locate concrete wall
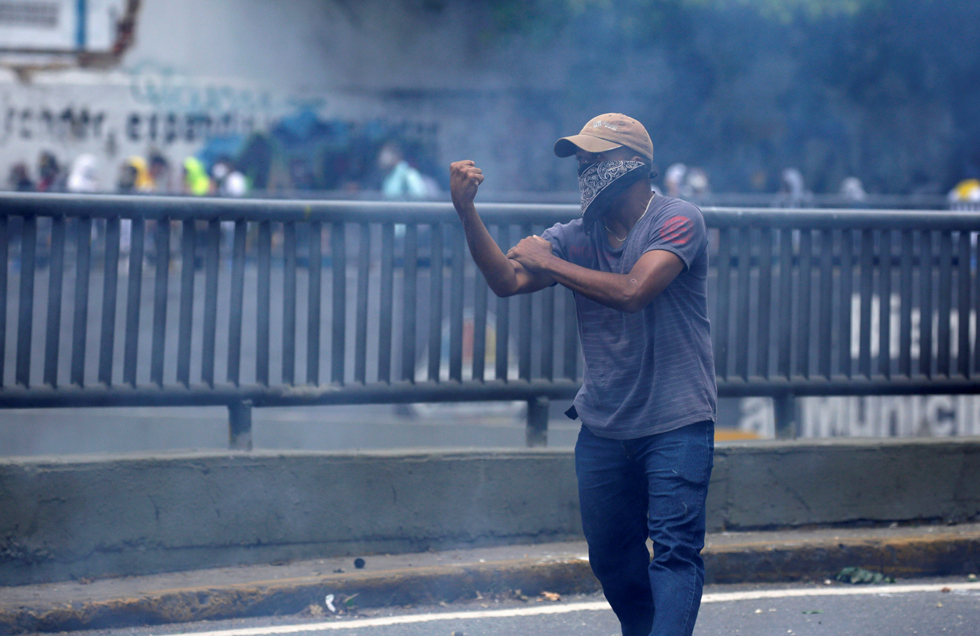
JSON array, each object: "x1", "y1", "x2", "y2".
[{"x1": 2, "y1": 438, "x2": 980, "y2": 586}]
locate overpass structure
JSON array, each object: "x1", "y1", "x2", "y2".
[{"x1": 2, "y1": 193, "x2": 980, "y2": 586}]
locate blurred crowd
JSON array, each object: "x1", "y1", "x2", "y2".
[
  {"x1": 655, "y1": 162, "x2": 980, "y2": 210},
  {"x1": 5, "y1": 145, "x2": 977, "y2": 211},
  {"x1": 5, "y1": 150, "x2": 251, "y2": 199},
  {"x1": 4, "y1": 128, "x2": 442, "y2": 203}
]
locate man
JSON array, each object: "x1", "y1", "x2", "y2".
[{"x1": 450, "y1": 113, "x2": 716, "y2": 636}]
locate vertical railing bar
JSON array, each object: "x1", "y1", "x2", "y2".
[
  {"x1": 428, "y1": 222, "x2": 444, "y2": 382},
  {"x1": 355, "y1": 222, "x2": 370, "y2": 384},
  {"x1": 401, "y1": 224, "x2": 417, "y2": 382},
  {"x1": 937, "y1": 231, "x2": 953, "y2": 376},
  {"x1": 473, "y1": 252, "x2": 489, "y2": 383},
  {"x1": 44, "y1": 215, "x2": 66, "y2": 387},
  {"x1": 797, "y1": 230, "x2": 812, "y2": 378},
  {"x1": 150, "y1": 217, "x2": 169, "y2": 387},
  {"x1": 449, "y1": 224, "x2": 465, "y2": 383},
  {"x1": 756, "y1": 226, "x2": 772, "y2": 378},
  {"x1": 563, "y1": 288, "x2": 578, "y2": 381},
  {"x1": 818, "y1": 229, "x2": 833, "y2": 379},
  {"x1": 714, "y1": 227, "x2": 732, "y2": 380},
  {"x1": 227, "y1": 220, "x2": 247, "y2": 386},
  {"x1": 974, "y1": 233, "x2": 980, "y2": 378},
  {"x1": 331, "y1": 221, "x2": 347, "y2": 384},
  {"x1": 15, "y1": 215, "x2": 37, "y2": 387},
  {"x1": 0, "y1": 215, "x2": 7, "y2": 386},
  {"x1": 201, "y1": 219, "x2": 220, "y2": 387},
  {"x1": 176, "y1": 218, "x2": 196, "y2": 387},
  {"x1": 919, "y1": 231, "x2": 933, "y2": 378},
  {"x1": 123, "y1": 217, "x2": 145, "y2": 387},
  {"x1": 307, "y1": 221, "x2": 323, "y2": 385},
  {"x1": 70, "y1": 218, "x2": 92, "y2": 386},
  {"x1": 98, "y1": 217, "x2": 121, "y2": 386},
  {"x1": 256, "y1": 221, "x2": 272, "y2": 386},
  {"x1": 377, "y1": 223, "x2": 393, "y2": 383},
  {"x1": 282, "y1": 221, "x2": 298, "y2": 385},
  {"x1": 858, "y1": 229, "x2": 873, "y2": 378},
  {"x1": 495, "y1": 224, "x2": 510, "y2": 381},
  {"x1": 899, "y1": 230, "x2": 913, "y2": 378},
  {"x1": 957, "y1": 231, "x2": 971, "y2": 378},
  {"x1": 839, "y1": 230, "x2": 854, "y2": 379},
  {"x1": 541, "y1": 280, "x2": 555, "y2": 382},
  {"x1": 518, "y1": 223, "x2": 533, "y2": 381},
  {"x1": 878, "y1": 230, "x2": 892, "y2": 378},
  {"x1": 734, "y1": 227, "x2": 751, "y2": 380}
]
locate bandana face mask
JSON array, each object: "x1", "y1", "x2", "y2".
[{"x1": 577, "y1": 160, "x2": 648, "y2": 232}]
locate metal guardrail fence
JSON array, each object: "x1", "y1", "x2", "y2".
[{"x1": 2, "y1": 192, "x2": 980, "y2": 446}]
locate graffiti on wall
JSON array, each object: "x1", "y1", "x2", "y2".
[
  {"x1": 1, "y1": 105, "x2": 263, "y2": 146},
  {"x1": 737, "y1": 394, "x2": 980, "y2": 439}
]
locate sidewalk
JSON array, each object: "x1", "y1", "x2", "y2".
[{"x1": 2, "y1": 523, "x2": 979, "y2": 634}]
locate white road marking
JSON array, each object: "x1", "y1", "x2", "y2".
[
  {"x1": 701, "y1": 581, "x2": 980, "y2": 603},
  {"x1": 163, "y1": 582, "x2": 980, "y2": 636},
  {"x1": 152, "y1": 603, "x2": 612, "y2": 635}
]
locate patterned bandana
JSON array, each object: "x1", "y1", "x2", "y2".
[{"x1": 578, "y1": 160, "x2": 648, "y2": 232}]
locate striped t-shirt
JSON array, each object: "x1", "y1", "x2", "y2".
[{"x1": 541, "y1": 194, "x2": 717, "y2": 439}]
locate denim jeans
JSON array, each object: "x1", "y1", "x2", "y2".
[{"x1": 575, "y1": 421, "x2": 714, "y2": 636}]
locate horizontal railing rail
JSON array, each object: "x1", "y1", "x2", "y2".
[{"x1": 3, "y1": 192, "x2": 980, "y2": 444}]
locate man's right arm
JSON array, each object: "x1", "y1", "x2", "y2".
[{"x1": 450, "y1": 160, "x2": 554, "y2": 297}]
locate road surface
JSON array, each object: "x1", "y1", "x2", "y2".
[{"x1": 49, "y1": 578, "x2": 980, "y2": 636}]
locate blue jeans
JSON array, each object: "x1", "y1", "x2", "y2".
[{"x1": 575, "y1": 421, "x2": 714, "y2": 636}]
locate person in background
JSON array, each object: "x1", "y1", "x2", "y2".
[
  {"x1": 148, "y1": 152, "x2": 173, "y2": 194},
  {"x1": 685, "y1": 167, "x2": 711, "y2": 199},
  {"x1": 664, "y1": 163, "x2": 687, "y2": 198},
  {"x1": 839, "y1": 177, "x2": 867, "y2": 203},
  {"x1": 378, "y1": 141, "x2": 429, "y2": 199},
  {"x1": 117, "y1": 156, "x2": 154, "y2": 194},
  {"x1": 212, "y1": 158, "x2": 248, "y2": 197},
  {"x1": 211, "y1": 157, "x2": 248, "y2": 247},
  {"x1": 183, "y1": 157, "x2": 212, "y2": 196},
  {"x1": 116, "y1": 156, "x2": 155, "y2": 258},
  {"x1": 66, "y1": 155, "x2": 102, "y2": 194},
  {"x1": 37, "y1": 151, "x2": 65, "y2": 192},
  {"x1": 775, "y1": 167, "x2": 813, "y2": 208},
  {"x1": 948, "y1": 178, "x2": 980, "y2": 210},
  {"x1": 8, "y1": 163, "x2": 34, "y2": 191}
]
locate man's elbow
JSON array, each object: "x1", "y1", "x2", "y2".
[
  {"x1": 490, "y1": 283, "x2": 519, "y2": 298},
  {"x1": 488, "y1": 279, "x2": 520, "y2": 298},
  {"x1": 618, "y1": 288, "x2": 652, "y2": 313},
  {"x1": 620, "y1": 299, "x2": 645, "y2": 314}
]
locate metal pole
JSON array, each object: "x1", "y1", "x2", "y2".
[
  {"x1": 526, "y1": 396, "x2": 549, "y2": 447},
  {"x1": 228, "y1": 401, "x2": 253, "y2": 451},
  {"x1": 773, "y1": 394, "x2": 797, "y2": 439}
]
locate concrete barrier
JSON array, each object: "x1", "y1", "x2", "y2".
[{"x1": 2, "y1": 438, "x2": 979, "y2": 586}]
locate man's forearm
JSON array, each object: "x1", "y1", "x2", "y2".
[
  {"x1": 532, "y1": 254, "x2": 643, "y2": 312},
  {"x1": 455, "y1": 202, "x2": 522, "y2": 296}
]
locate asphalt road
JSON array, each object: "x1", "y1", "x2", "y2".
[{"x1": 39, "y1": 578, "x2": 980, "y2": 636}]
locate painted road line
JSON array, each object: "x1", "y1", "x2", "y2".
[
  {"x1": 163, "y1": 582, "x2": 980, "y2": 636},
  {"x1": 702, "y1": 581, "x2": 980, "y2": 603},
  {"x1": 151, "y1": 603, "x2": 613, "y2": 635}
]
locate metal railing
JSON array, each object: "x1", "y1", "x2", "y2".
[{"x1": 2, "y1": 192, "x2": 979, "y2": 446}]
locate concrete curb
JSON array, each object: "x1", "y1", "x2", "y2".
[
  {"x1": 3, "y1": 529, "x2": 979, "y2": 634},
  {"x1": 704, "y1": 529, "x2": 980, "y2": 583}
]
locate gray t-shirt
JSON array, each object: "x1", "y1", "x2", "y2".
[{"x1": 541, "y1": 194, "x2": 717, "y2": 439}]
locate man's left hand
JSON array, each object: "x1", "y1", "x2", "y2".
[{"x1": 507, "y1": 235, "x2": 553, "y2": 271}]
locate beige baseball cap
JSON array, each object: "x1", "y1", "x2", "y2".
[{"x1": 554, "y1": 113, "x2": 654, "y2": 163}]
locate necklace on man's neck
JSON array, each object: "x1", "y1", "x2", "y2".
[
  {"x1": 603, "y1": 203, "x2": 650, "y2": 243},
  {"x1": 603, "y1": 222, "x2": 627, "y2": 242}
]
